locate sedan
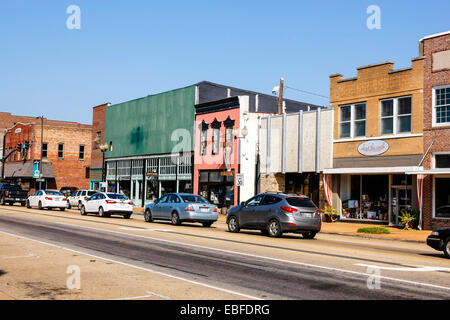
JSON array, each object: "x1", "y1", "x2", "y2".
[
  {"x1": 426, "y1": 228, "x2": 450, "y2": 259},
  {"x1": 27, "y1": 190, "x2": 67, "y2": 211},
  {"x1": 227, "y1": 192, "x2": 321, "y2": 238},
  {"x1": 80, "y1": 192, "x2": 134, "y2": 219},
  {"x1": 144, "y1": 193, "x2": 218, "y2": 227}
]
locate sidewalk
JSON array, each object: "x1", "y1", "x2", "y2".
[{"x1": 216, "y1": 214, "x2": 431, "y2": 243}]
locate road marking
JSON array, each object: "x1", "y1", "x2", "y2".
[
  {"x1": 37, "y1": 220, "x2": 450, "y2": 292},
  {"x1": 112, "y1": 291, "x2": 170, "y2": 300},
  {"x1": 0, "y1": 230, "x2": 263, "y2": 300},
  {"x1": 118, "y1": 227, "x2": 172, "y2": 232},
  {"x1": 355, "y1": 263, "x2": 450, "y2": 272},
  {"x1": 1, "y1": 253, "x2": 40, "y2": 259}
]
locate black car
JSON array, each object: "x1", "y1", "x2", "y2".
[{"x1": 426, "y1": 228, "x2": 450, "y2": 258}]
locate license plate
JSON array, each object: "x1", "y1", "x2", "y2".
[
  {"x1": 56, "y1": 197, "x2": 61, "y2": 201},
  {"x1": 200, "y1": 207, "x2": 209, "y2": 213},
  {"x1": 304, "y1": 213, "x2": 313, "y2": 218}
]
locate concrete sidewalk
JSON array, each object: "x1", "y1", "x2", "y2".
[{"x1": 216, "y1": 214, "x2": 431, "y2": 243}]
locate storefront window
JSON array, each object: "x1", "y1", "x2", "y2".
[
  {"x1": 146, "y1": 178, "x2": 159, "y2": 202},
  {"x1": 160, "y1": 180, "x2": 176, "y2": 196},
  {"x1": 435, "y1": 178, "x2": 450, "y2": 218}
]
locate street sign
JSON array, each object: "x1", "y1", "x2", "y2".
[
  {"x1": 36, "y1": 178, "x2": 45, "y2": 182},
  {"x1": 236, "y1": 174, "x2": 244, "y2": 187},
  {"x1": 33, "y1": 170, "x2": 40, "y2": 179}
]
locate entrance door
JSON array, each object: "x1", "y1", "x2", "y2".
[{"x1": 391, "y1": 186, "x2": 412, "y2": 225}]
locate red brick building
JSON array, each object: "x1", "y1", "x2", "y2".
[
  {"x1": 419, "y1": 31, "x2": 450, "y2": 230},
  {"x1": 2, "y1": 117, "x2": 92, "y2": 194}
]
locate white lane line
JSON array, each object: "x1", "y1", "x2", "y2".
[
  {"x1": 1, "y1": 253, "x2": 40, "y2": 259},
  {"x1": 118, "y1": 227, "x2": 172, "y2": 232},
  {"x1": 0, "y1": 230, "x2": 262, "y2": 300},
  {"x1": 45, "y1": 220, "x2": 450, "y2": 292},
  {"x1": 355, "y1": 263, "x2": 450, "y2": 272},
  {"x1": 112, "y1": 291, "x2": 170, "y2": 300}
]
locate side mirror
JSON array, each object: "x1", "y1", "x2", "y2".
[
  {"x1": 240, "y1": 202, "x2": 246, "y2": 207},
  {"x1": 154, "y1": 199, "x2": 159, "y2": 204}
]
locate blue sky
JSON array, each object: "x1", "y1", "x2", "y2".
[{"x1": 0, "y1": 0, "x2": 449, "y2": 124}]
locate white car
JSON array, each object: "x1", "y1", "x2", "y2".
[
  {"x1": 27, "y1": 190, "x2": 67, "y2": 211},
  {"x1": 80, "y1": 192, "x2": 134, "y2": 219},
  {"x1": 67, "y1": 190, "x2": 97, "y2": 209}
]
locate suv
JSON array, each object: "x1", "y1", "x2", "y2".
[
  {"x1": 0, "y1": 184, "x2": 29, "y2": 206},
  {"x1": 67, "y1": 190, "x2": 97, "y2": 209},
  {"x1": 226, "y1": 193, "x2": 321, "y2": 239}
]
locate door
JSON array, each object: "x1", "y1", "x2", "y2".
[
  {"x1": 240, "y1": 195, "x2": 263, "y2": 227},
  {"x1": 255, "y1": 195, "x2": 282, "y2": 227},
  {"x1": 153, "y1": 195, "x2": 169, "y2": 218},
  {"x1": 391, "y1": 186, "x2": 412, "y2": 225},
  {"x1": 85, "y1": 193, "x2": 98, "y2": 212},
  {"x1": 160, "y1": 194, "x2": 177, "y2": 218}
]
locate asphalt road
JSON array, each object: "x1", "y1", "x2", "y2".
[{"x1": 0, "y1": 205, "x2": 449, "y2": 300}]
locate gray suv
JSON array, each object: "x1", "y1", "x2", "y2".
[{"x1": 226, "y1": 193, "x2": 321, "y2": 239}]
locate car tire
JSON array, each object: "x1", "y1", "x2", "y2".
[
  {"x1": 267, "y1": 219, "x2": 282, "y2": 238},
  {"x1": 227, "y1": 216, "x2": 240, "y2": 233},
  {"x1": 144, "y1": 209, "x2": 153, "y2": 222},
  {"x1": 124, "y1": 213, "x2": 131, "y2": 219},
  {"x1": 38, "y1": 201, "x2": 44, "y2": 210},
  {"x1": 171, "y1": 212, "x2": 181, "y2": 226},
  {"x1": 80, "y1": 205, "x2": 87, "y2": 216},
  {"x1": 78, "y1": 201, "x2": 82, "y2": 210},
  {"x1": 0, "y1": 196, "x2": 5, "y2": 205},
  {"x1": 67, "y1": 201, "x2": 71, "y2": 210},
  {"x1": 444, "y1": 237, "x2": 450, "y2": 259},
  {"x1": 302, "y1": 232, "x2": 317, "y2": 239},
  {"x1": 26, "y1": 200, "x2": 31, "y2": 209},
  {"x1": 8, "y1": 202, "x2": 13, "y2": 206},
  {"x1": 202, "y1": 222, "x2": 213, "y2": 228},
  {"x1": 21, "y1": 202, "x2": 26, "y2": 207},
  {"x1": 98, "y1": 207, "x2": 106, "y2": 218},
  {"x1": 59, "y1": 208, "x2": 65, "y2": 212}
]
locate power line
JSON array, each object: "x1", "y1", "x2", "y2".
[{"x1": 284, "y1": 85, "x2": 329, "y2": 99}]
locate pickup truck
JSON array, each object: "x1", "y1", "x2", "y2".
[{"x1": 0, "y1": 184, "x2": 29, "y2": 206}]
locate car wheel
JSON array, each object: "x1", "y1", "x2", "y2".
[
  {"x1": 26, "y1": 200, "x2": 31, "y2": 209},
  {"x1": 124, "y1": 213, "x2": 131, "y2": 219},
  {"x1": 171, "y1": 212, "x2": 181, "y2": 225},
  {"x1": 144, "y1": 209, "x2": 153, "y2": 222},
  {"x1": 59, "y1": 208, "x2": 66, "y2": 212},
  {"x1": 21, "y1": 202, "x2": 26, "y2": 207},
  {"x1": 444, "y1": 237, "x2": 450, "y2": 259},
  {"x1": 8, "y1": 202, "x2": 13, "y2": 206},
  {"x1": 0, "y1": 196, "x2": 5, "y2": 205},
  {"x1": 227, "y1": 216, "x2": 240, "y2": 233},
  {"x1": 38, "y1": 201, "x2": 44, "y2": 210},
  {"x1": 66, "y1": 201, "x2": 71, "y2": 209},
  {"x1": 80, "y1": 205, "x2": 87, "y2": 216},
  {"x1": 267, "y1": 219, "x2": 282, "y2": 238},
  {"x1": 302, "y1": 232, "x2": 317, "y2": 239},
  {"x1": 202, "y1": 222, "x2": 213, "y2": 228},
  {"x1": 78, "y1": 201, "x2": 82, "y2": 210},
  {"x1": 98, "y1": 207, "x2": 106, "y2": 218}
]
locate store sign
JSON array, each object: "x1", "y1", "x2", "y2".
[{"x1": 358, "y1": 140, "x2": 389, "y2": 156}]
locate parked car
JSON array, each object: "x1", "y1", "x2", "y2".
[
  {"x1": 226, "y1": 193, "x2": 321, "y2": 238},
  {"x1": 144, "y1": 193, "x2": 219, "y2": 227},
  {"x1": 67, "y1": 190, "x2": 97, "y2": 209},
  {"x1": 79, "y1": 192, "x2": 133, "y2": 219},
  {"x1": 26, "y1": 190, "x2": 67, "y2": 211},
  {"x1": 0, "y1": 183, "x2": 29, "y2": 206},
  {"x1": 60, "y1": 187, "x2": 79, "y2": 197},
  {"x1": 426, "y1": 228, "x2": 450, "y2": 259}
]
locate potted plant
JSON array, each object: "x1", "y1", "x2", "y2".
[
  {"x1": 323, "y1": 206, "x2": 339, "y2": 223},
  {"x1": 399, "y1": 208, "x2": 418, "y2": 230}
]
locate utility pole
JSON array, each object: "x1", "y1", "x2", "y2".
[
  {"x1": 37, "y1": 116, "x2": 44, "y2": 190},
  {"x1": 277, "y1": 77, "x2": 284, "y2": 114},
  {"x1": 1, "y1": 132, "x2": 6, "y2": 183}
]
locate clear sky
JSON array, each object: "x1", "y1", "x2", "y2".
[{"x1": 0, "y1": 0, "x2": 449, "y2": 125}]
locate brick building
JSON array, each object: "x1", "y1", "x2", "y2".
[
  {"x1": 2, "y1": 117, "x2": 92, "y2": 193},
  {"x1": 90, "y1": 103, "x2": 110, "y2": 190},
  {"x1": 325, "y1": 57, "x2": 425, "y2": 225},
  {"x1": 416, "y1": 31, "x2": 450, "y2": 230}
]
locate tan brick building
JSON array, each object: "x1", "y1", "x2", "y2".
[
  {"x1": 2, "y1": 116, "x2": 92, "y2": 194},
  {"x1": 325, "y1": 57, "x2": 425, "y2": 226},
  {"x1": 416, "y1": 31, "x2": 450, "y2": 230}
]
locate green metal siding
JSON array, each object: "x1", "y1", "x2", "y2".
[{"x1": 104, "y1": 85, "x2": 196, "y2": 159}]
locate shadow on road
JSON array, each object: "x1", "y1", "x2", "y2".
[{"x1": 0, "y1": 270, "x2": 7, "y2": 277}]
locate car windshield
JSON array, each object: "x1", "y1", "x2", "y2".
[
  {"x1": 286, "y1": 197, "x2": 316, "y2": 208},
  {"x1": 46, "y1": 191, "x2": 63, "y2": 196},
  {"x1": 107, "y1": 193, "x2": 128, "y2": 200},
  {"x1": 180, "y1": 195, "x2": 208, "y2": 203},
  {"x1": 87, "y1": 191, "x2": 97, "y2": 196},
  {"x1": 1, "y1": 184, "x2": 21, "y2": 190}
]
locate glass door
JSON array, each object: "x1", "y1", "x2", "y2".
[{"x1": 391, "y1": 186, "x2": 412, "y2": 225}]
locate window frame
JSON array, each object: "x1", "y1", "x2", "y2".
[
  {"x1": 57, "y1": 143, "x2": 64, "y2": 159},
  {"x1": 432, "y1": 175, "x2": 450, "y2": 220},
  {"x1": 339, "y1": 102, "x2": 367, "y2": 139},
  {"x1": 432, "y1": 85, "x2": 450, "y2": 127},
  {"x1": 380, "y1": 96, "x2": 412, "y2": 136},
  {"x1": 79, "y1": 145, "x2": 85, "y2": 160}
]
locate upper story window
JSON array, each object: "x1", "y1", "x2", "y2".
[
  {"x1": 79, "y1": 145, "x2": 85, "y2": 160},
  {"x1": 211, "y1": 119, "x2": 222, "y2": 155},
  {"x1": 380, "y1": 96, "x2": 412, "y2": 135},
  {"x1": 58, "y1": 143, "x2": 64, "y2": 159},
  {"x1": 339, "y1": 103, "x2": 366, "y2": 138},
  {"x1": 200, "y1": 121, "x2": 208, "y2": 156},
  {"x1": 434, "y1": 86, "x2": 450, "y2": 125},
  {"x1": 435, "y1": 153, "x2": 450, "y2": 169},
  {"x1": 42, "y1": 143, "x2": 48, "y2": 158}
]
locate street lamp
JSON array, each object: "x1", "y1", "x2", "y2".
[
  {"x1": 233, "y1": 126, "x2": 248, "y2": 206},
  {"x1": 99, "y1": 143, "x2": 109, "y2": 191}
]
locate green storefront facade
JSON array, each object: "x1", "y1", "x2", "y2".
[{"x1": 103, "y1": 85, "x2": 196, "y2": 206}]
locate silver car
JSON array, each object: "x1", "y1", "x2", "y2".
[
  {"x1": 226, "y1": 193, "x2": 321, "y2": 239},
  {"x1": 144, "y1": 193, "x2": 219, "y2": 227}
]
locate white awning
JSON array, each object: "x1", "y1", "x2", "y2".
[
  {"x1": 323, "y1": 166, "x2": 422, "y2": 174},
  {"x1": 405, "y1": 169, "x2": 450, "y2": 175}
]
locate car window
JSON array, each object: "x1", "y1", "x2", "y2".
[
  {"x1": 46, "y1": 191, "x2": 62, "y2": 196},
  {"x1": 261, "y1": 195, "x2": 282, "y2": 205},
  {"x1": 180, "y1": 195, "x2": 208, "y2": 203},
  {"x1": 90, "y1": 194, "x2": 98, "y2": 200},
  {"x1": 159, "y1": 195, "x2": 169, "y2": 203},
  {"x1": 82, "y1": 191, "x2": 87, "y2": 196},
  {"x1": 286, "y1": 197, "x2": 316, "y2": 208},
  {"x1": 88, "y1": 191, "x2": 97, "y2": 196},
  {"x1": 246, "y1": 195, "x2": 263, "y2": 207},
  {"x1": 107, "y1": 193, "x2": 127, "y2": 200},
  {"x1": 171, "y1": 195, "x2": 181, "y2": 203}
]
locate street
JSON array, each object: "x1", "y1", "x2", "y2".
[{"x1": 0, "y1": 205, "x2": 449, "y2": 300}]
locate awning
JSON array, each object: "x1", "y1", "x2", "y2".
[
  {"x1": 405, "y1": 169, "x2": 450, "y2": 175},
  {"x1": 323, "y1": 166, "x2": 422, "y2": 174},
  {"x1": 1, "y1": 162, "x2": 55, "y2": 178}
]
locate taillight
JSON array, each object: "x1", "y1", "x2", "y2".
[
  {"x1": 45, "y1": 197, "x2": 53, "y2": 201},
  {"x1": 5, "y1": 191, "x2": 8, "y2": 196},
  {"x1": 84, "y1": 196, "x2": 88, "y2": 200},
  {"x1": 128, "y1": 201, "x2": 134, "y2": 205},
  {"x1": 213, "y1": 207, "x2": 218, "y2": 213},
  {"x1": 106, "y1": 200, "x2": 116, "y2": 204},
  {"x1": 280, "y1": 206, "x2": 298, "y2": 213},
  {"x1": 63, "y1": 198, "x2": 67, "y2": 201},
  {"x1": 184, "y1": 205, "x2": 195, "y2": 211},
  {"x1": 316, "y1": 210, "x2": 321, "y2": 215}
]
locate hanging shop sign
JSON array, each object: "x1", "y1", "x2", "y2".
[{"x1": 358, "y1": 140, "x2": 389, "y2": 156}]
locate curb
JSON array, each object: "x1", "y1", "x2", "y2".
[{"x1": 319, "y1": 230, "x2": 427, "y2": 244}]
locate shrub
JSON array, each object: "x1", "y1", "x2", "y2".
[{"x1": 357, "y1": 227, "x2": 391, "y2": 234}]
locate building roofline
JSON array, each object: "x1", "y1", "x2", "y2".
[{"x1": 419, "y1": 30, "x2": 450, "y2": 42}]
